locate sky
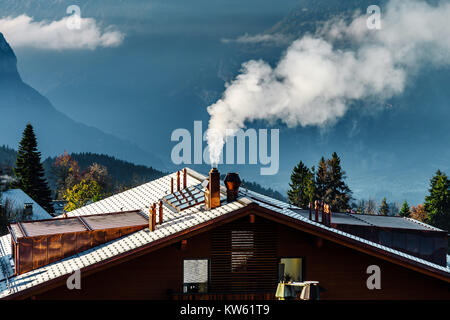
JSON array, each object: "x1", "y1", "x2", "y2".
[{"x1": 1, "y1": 0, "x2": 450, "y2": 205}]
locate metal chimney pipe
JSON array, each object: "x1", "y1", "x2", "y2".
[
  {"x1": 159, "y1": 200, "x2": 163, "y2": 225},
  {"x1": 224, "y1": 172, "x2": 241, "y2": 202},
  {"x1": 171, "y1": 177, "x2": 174, "y2": 194},
  {"x1": 309, "y1": 202, "x2": 312, "y2": 220},
  {"x1": 328, "y1": 206, "x2": 331, "y2": 227},
  {"x1": 314, "y1": 200, "x2": 319, "y2": 222},
  {"x1": 177, "y1": 171, "x2": 181, "y2": 191},
  {"x1": 183, "y1": 168, "x2": 187, "y2": 189},
  {"x1": 150, "y1": 203, "x2": 156, "y2": 231},
  {"x1": 321, "y1": 202, "x2": 325, "y2": 225},
  {"x1": 205, "y1": 168, "x2": 220, "y2": 210}
]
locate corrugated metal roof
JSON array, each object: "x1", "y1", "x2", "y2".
[
  {"x1": 10, "y1": 211, "x2": 148, "y2": 238},
  {"x1": 0, "y1": 168, "x2": 449, "y2": 299}
]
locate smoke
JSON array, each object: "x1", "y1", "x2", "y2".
[
  {"x1": 0, "y1": 14, "x2": 124, "y2": 50},
  {"x1": 206, "y1": 0, "x2": 450, "y2": 166}
]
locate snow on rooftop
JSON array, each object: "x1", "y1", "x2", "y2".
[
  {"x1": 0, "y1": 169, "x2": 449, "y2": 299},
  {"x1": 1, "y1": 189, "x2": 51, "y2": 221}
]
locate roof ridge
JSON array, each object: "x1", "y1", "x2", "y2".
[
  {"x1": 279, "y1": 207, "x2": 449, "y2": 273},
  {"x1": 403, "y1": 217, "x2": 443, "y2": 232}
]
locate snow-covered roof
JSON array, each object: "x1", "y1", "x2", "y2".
[
  {"x1": 0, "y1": 168, "x2": 449, "y2": 299},
  {"x1": 1, "y1": 189, "x2": 52, "y2": 221}
]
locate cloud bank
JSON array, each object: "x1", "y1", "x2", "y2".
[
  {"x1": 222, "y1": 33, "x2": 291, "y2": 46},
  {"x1": 206, "y1": 0, "x2": 450, "y2": 166},
  {"x1": 0, "y1": 14, "x2": 124, "y2": 50}
]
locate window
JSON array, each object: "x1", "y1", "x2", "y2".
[
  {"x1": 183, "y1": 259, "x2": 208, "y2": 293},
  {"x1": 278, "y1": 258, "x2": 303, "y2": 282}
]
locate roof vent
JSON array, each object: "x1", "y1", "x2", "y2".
[{"x1": 224, "y1": 172, "x2": 241, "y2": 202}]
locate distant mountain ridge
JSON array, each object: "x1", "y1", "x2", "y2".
[
  {"x1": 0, "y1": 32, "x2": 163, "y2": 168},
  {"x1": 42, "y1": 152, "x2": 166, "y2": 191},
  {"x1": 1, "y1": 147, "x2": 284, "y2": 201}
]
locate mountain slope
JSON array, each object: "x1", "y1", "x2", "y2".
[
  {"x1": 0, "y1": 33, "x2": 163, "y2": 168},
  {"x1": 42, "y1": 152, "x2": 166, "y2": 190}
]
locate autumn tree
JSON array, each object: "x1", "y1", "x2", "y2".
[
  {"x1": 378, "y1": 197, "x2": 390, "y2": 215},
  {"x1": 14, "y1": 124, "x2": 53, "y2": 213},
  {"x1": 365, "y1": 198, "x2": 377, "y2": 215},
  {"x1": 287, "y1": 161, "x2": 315, "y2": 208},
  {"x1": 354, "y1": 199, "x2": 366, "y2": 214},
  {"x1": 63, "y1": 179, "x2": 102, "y2": 212},
  {"x1": 410, "y1": 204, "x2": 428, "y2": 223},
  {"x1": 52, "y1": 151, "x2": 81, "y2": 199},
  {"x1": 424, "y1": 170, "x2": 450, "y2": 231},
  {"x1": 399, "y1": 200, "x2": 411, "y2": 217},
  {"x1": 82, "y1": 163, "x2": 112, "y2": 194}
]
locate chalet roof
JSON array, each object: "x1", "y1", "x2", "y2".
[
  {"x1": 290, "y1": 208, "x2": 442, "y2": 231},
  {"x1": 1, "y1": 189, "x2": 52, "y2": 221},
  {"x1": 0, "y1": 168, "x2": 449, "y2": 299},
  {"x1": 9, "y1": 210, "x2": 147, "y2": 239}
]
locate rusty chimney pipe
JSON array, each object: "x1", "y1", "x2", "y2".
[
  {"x1": 205, "y1": 168, "x2": 220, "y2": 210},
  {"x1": 183, "y1": 168, "x2": 187, "y2": 189},
  {"x1": 224, "y1": 172, "x2": 241, "y2": 202},
  {"x1": 309, "y1": 202, "x2": 312, "y2": 220},
  {"x1": 177, "y1": 171, "x2": 181, "y2": 191},
  {"x1": 314, "y1": 200, "x2": 319, "y2": 222},
  {"x1": 321, "y1": 202, "x2": 328, "y2": 225},
  {"x1": 150, "y1": 203, "x2": 156, "y2": 231},
  {"x1": 159, "y1": 200, "x2": 163, "y2": 225},
  {"x1": 325, "y1": 204, "x2": 331, "y2": 227},
  {"x1": 171, "y1": 177, "x2": 174, "y2": 194}
]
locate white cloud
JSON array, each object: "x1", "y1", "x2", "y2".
[
  {"x1": 207, "y1": 0, "x2": 450, "y2": 165},
  {"x1": 0, "y1": 14, "x2": 124, "y2": 50},
  {"x1": 222, "y1": 33, "x2": 290, "y2": 46}
]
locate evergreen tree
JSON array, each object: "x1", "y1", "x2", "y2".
[
  {"x1": 326, "y1": 152, "x2": 352, "y2": 211},
  {"x1": 315, "y1": 157, "x2": 328, "y2": 202},
  {"x1": 399, "y1": 200, "x2": 410, "y2": 217},
  {"x1": 14, "y1": 124, "x2": 54, "y2": 213},
  {"x1": 378, "y1": 197, "x2": 390, "y2": 215},
  {"x1": 287, "y1": 161, "x2": 314, "y2": 208},
  {"x1": 424, "y1": 170, "x2": 450, "y2": 231},
  {"x1": 314, "y1": 153, "x2": 352, "y2": 211}
]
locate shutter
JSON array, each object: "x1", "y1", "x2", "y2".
[{"x1": 210, "y1": 216, "x2": 277, "y2": 293}]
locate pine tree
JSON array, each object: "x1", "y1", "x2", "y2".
[
  {"x1": 399, "y1": 200, "x2": 410, "y2": 217},
  {"x1": 378, "y1": 197, "x2": 390, "y2": 215},
  {"x1": 14, "y1": 124, "x2": 54, "y2": 213},
  {"x1": 315, "y1": 157, "x2": 328, "y2": 202},
  {"x1": 424, "y1": 170, "x2": 450, "y2": 231},
  {"x1": 326, "y1": 152, "x2": 352, "y2": 211},
  {"x1": 287, "y1": 161, "x2": 314, "y2": 208}
]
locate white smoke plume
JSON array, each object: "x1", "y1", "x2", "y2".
[
  {"x1": 206, "y1": 0, "x2": 450, "y2": 166},
  {"x1": 0, "y1": 14, "x2": 124, "y2": 50}
]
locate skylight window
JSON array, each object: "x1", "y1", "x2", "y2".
[{"x1": 162, "y1": 184, "x2": 205, "y2": 212}]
